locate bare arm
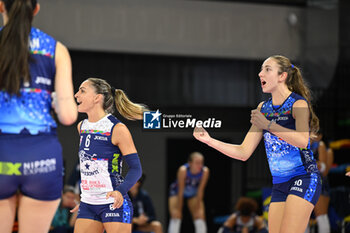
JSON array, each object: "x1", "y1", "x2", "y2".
[
  {"x1": 194, "y1": 103, "x2": 264, "y2": 161},
  {"x1": 251, "y1": 100, "x2": 310, "y2": 148},
  {"x1": 176, "y1": 166, "x2": 187, "y2": 213},
  {"x1": 107, "y1": 123, "x2": 140, "y2": 209},
  {"x1": 254, "y1": 216, "x2": 266, "y2": 230},
  {"x1": 317, "y1": 141, "x2": 328, "y2": 176},
  {"x1": 196, "y1": 167, "x2": 209, "y2": 201},
  {"x1": 54, "y1": 42, "x2": 77, "y2": 125},
  {"x1": 112, "y1": 123, "x2": 138, "y2": 155},
  {"x1": 223, "y1": 213, "x2": 237, "y2": 229},
  {"x1": 270, "y1": 100, "x2": 310, "y2": 148}
]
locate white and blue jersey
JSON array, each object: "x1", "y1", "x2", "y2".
[
  {"x1": 0, "y1": 27, "x2": 57, "y2": 135},
  {"x1": 79, "y1": 114, "x2": 129, "y2": 205},
  {"x1": 169, "y1": 163, "x2": 204, "y2": 198},
  {"x1": 260, "y1": 92, "x2": 318, "y2": 184}
]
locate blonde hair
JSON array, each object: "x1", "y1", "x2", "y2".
[
  {"x1": 188, "y1": 151, "x2": 204, "y2": 162},
  {"x1": 270, "y1": 55, "x2": 319, "y2": 136},
  {"x1": 87, "y1": 78, "x2": 148, "y2": 120}
]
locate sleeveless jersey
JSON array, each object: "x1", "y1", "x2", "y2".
[
  {"x1": 170, "y1": 163, "x2": 204, "y2": 198},
  {"x1": 0, "y1": 27, "x2": 57, "y2": 135},
  {"x1": 79, "y1": 114, "x2": 125, "y2": 205},
  {"x1": 260, "y1": 92, "x2": 318, "y2": 184}
]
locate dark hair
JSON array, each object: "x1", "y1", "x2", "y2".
[
  {"x1": 87, "y1": 78, "x2": 148, "y2": 120},
  {"x1": 235, "y1": 197, "x2": 258, "y2": 216},
  {"x1": 270, "y1": 55, "x2": 319, "y2": 136},
  {"x1": 0, "y1": 0, "x2": 37, "y2": 94}
]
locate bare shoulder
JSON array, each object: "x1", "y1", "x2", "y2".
[
  {"x1": 111, "y1": 123, "x2": 132, "y2": 144},
  {"x1": 179, "y1": 165, "x2": 187, "y2": 173},
  {"x1": 56, "y1": 41, "x2": 68, "y2": 53},
  {"x1": 293, "y1": 99, "x2": 308, "y2": 108},
  {"x1": 113, "y1": 122, "x2": 129, "y2": 133}
]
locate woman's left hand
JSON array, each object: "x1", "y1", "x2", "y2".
[
  {"x1": 250, "y1": 109, "x2": 269, "y2": 130},
  {"x1": 106, "y1": 191, "x2": 124, "y2": 209}
]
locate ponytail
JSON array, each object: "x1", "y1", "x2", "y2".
[
  {"x1": 0, "y1": 0, "x2": 36, "y2": 94},
  {"x1": 114, "y1": 89, "x2": 148, "y2": 121},
  {"x1": 87, "y1": 77, "x2": 148, "y2": 121},
  {"x1": 271, "y1": 55, "x2": 319, "y2": 136}
]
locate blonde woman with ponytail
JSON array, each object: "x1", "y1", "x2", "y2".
[
  {"x1": 73, "y1": 78, "x2": 146, "y2": 233},
  {"x1": 194, "y1": 55, "x2": 321, "y2": 233},
  {"x1": 0, "y1": 1, "x2": 77, "y2": 233}
]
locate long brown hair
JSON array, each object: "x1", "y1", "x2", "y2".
[
  {"x1": 270, "y1": 55, "x2": 319, "y2": 135},
  {"x1": 0, "y1": 0, "x2": 37, "y2": 94},
  {"x1": 87, "y1": 78, "x2": 148, "y2": 120}
]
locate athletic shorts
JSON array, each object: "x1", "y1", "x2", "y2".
[
  {"x1": 0, "y1": 134, "x2": 63, "y2": 200},
  {"x1": 77, "y1": 197, "x2": 133, "y2": 223},
  {"x1": 271, "y1": 173, "x2": 321, "y2": 205},
  {"x1": 169, "y1": 182, "x2": 197, "y2": 199}
]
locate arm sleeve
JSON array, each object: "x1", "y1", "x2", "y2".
[{"x1": 115, "y1": 153, "x2": 142, "y2": 196}]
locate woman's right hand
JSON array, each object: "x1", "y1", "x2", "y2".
[{"x1": 193, "y1": 126, "x2": 211, "y2": 144}]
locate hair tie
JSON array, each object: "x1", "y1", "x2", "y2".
[
  {"x1": 111, "y1": 86, "x2": 116, "y2": 97},
  {"x1": 291, "y1": 64, "x2": 295, "y2": 69}
]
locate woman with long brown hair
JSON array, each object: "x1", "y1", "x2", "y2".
[
  {"x1": 194, "y1": 55, "x2": 321, "y2": 233},
  {"x1": 0, "y1": 1, "x2": 77, "y2": 232}
]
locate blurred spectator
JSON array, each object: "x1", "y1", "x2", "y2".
[
  {"x1": 129, "y1": 174, "x2": 163, "y2": 233},
  {"x1": 217, "y1": 197, "x2": 267, "y2": 233},
  {"x1": 49, "y1": 186, "x2": 78, "y2": 233}
]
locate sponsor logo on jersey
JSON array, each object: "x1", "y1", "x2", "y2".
[
  {"x1": 23, "y1": 158, "x2": 56, "y2": 175},
  {"x1": 0, "y1": 162, "x2": 22, "y2": 175},
  {"x1": 35, "y1": 76, "x2": 52, "y2": 86},
  {"x1": 94, "y1": 135, "x2": 108, "y2": 141},
  {"x1": 290, "y1": 186, "x2": 303, "y2": 192}
]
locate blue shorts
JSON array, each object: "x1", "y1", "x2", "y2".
[
  {"x1": 271, "y1": 173, "x2": 321, "y2": 206},
  {"x1": 0, "y1": 134, "x2": 63, "y2": 200},
  {"x1": 169, "y1": 182, "x2": 197, "y2": 199},
  {"x1": 77, "y1": 197, "x2": 133, "y2": 223}
]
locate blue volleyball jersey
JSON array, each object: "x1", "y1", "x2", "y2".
[
  {"x1": 79, "y1": 114, "x2": 126, "y2": 205},
  {"x1": 0, "y1": 27, "x2": 57, "y2": 135},
  {"x1": 260, "y1": 92, "x2": 318, "y2": 184},
  {"x1": 170, "y1": 163, "x2": 204, "y2": 198}
]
